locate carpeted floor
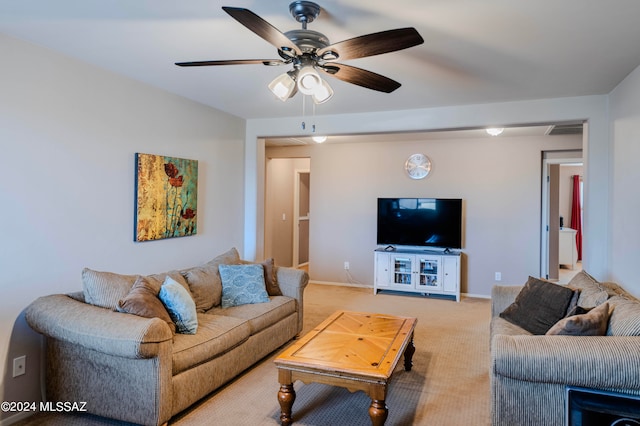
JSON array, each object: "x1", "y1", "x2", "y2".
[{"x1": 14, "y1": 284, "x2": 491, "y2": 426}]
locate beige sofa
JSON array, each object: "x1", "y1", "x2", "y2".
[
  {"x1": 25, "y1": 248, "x2": 309, "y2": 426},
  {"x1": 490, "y1": 271, "x2": 640, "y2": 426}
]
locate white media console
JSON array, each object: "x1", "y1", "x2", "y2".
[{"x1": 374, "y1": 248, "x2": 461, "y2": 301}]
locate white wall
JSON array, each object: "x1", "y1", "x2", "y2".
[
  {"x1": 267, "y1": 134, "x2": 582, "y2": 295},
  {"x1": 609, "y1": 64, "x2": 640, "y2": 292},
  {"x1": 264, "y1": 157, "x2": 311, "y2": 266},
  {"x1": 246, "y1": 96, "x2": 611, "y2": 288},
  {"x1": 0, "y1": 34, "x2": 246, "y2": 420}
]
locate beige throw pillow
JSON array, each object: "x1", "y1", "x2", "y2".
[
  {"x1": 261, "y1": 258, "x2": 282, "y2": 296},
  {"x1": 546, "y1": 302, "x2": 610, "y2": 336},
  {"x1": 118, "y1": 276, "x2": 176, "y2": 334}
]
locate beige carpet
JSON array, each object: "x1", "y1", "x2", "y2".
[{"x1": 15, "y1": 284, "x2": 491, "y2": 426}]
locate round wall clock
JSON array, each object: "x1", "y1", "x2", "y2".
[{"x1": 404, "y1": 153, "x2": 431, "y2": 179}]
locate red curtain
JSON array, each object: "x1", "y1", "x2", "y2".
[{"x1": 570, "y1": 175, "x2": 582, "y2": 261}]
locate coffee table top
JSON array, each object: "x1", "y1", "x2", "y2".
[{"x1": 275, "y1": 310, "x2": 417, "y2": 380}]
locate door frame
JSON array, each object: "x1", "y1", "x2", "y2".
[
  {"x1": 292, "y1": 168, "x2": 310, "y2": 268},
  {"x1": 540, "y1": 155, "x2": 583, "y2": 279}
]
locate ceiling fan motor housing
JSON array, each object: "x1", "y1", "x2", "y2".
[{"x1": 284, "y1": 29, "x2": 329, "y2": 54}]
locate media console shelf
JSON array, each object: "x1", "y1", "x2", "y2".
[{"x1": 374, "y1": 248, "x2": 461, "y2": 301}]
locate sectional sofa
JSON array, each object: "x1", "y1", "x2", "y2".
[
  {"x1": 490, "y1": 271, "x2": 640, "y2": 425},
  {"x1": 25, "y1": 248, "x2": 308, "y2": 426}
]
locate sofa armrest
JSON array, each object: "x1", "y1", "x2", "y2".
[
  {"x1": 491, "y1": 285, "x2": 523, "y2": 317},
  {"x1": 25, "y1": 294, "x2": 173, "y2": 359},
  {"x1": 491, "y1": 334, "x2": 640, "y2": 390},
  {"x1": 276, "y1": 267, "x2": 309, "y2": 334},
  {"x1": 277, "y1": 267, "x2": 309, "y2": 298}
]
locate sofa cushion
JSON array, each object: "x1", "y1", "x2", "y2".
[
  {"x1": 499, "y1": 276, "x2": 575, "y2": 335},
  {"x1": 606, "y1": 296, "x2": 640, "y2": 336},
  {"x1": 491, "y1": 316, "x2": 533, "y2": 338},
  {"x1": 181, "y1": 248, "x2": 241, "y2": 312},
  {"x1": 546, "y1": 302, "x2": 610, "y2": 336},
  {"x1": 171, "y1": 314, "x2": 251, "y2": 375},
  {"x1": 181, "y1": 267, "x2": 221, "y2": 313},
  {"x1": 601, "y1": 281, "x2": 635, "y2": 299},
  {"x1": 117, "y1": 276, "x2": 176, "y2": 334},
  {"x1": 82, "y1": 268, "x2": 138, "y2": 310},
  {"x1": 209, "y1": 295, "x2": 296, "y2": 335},
  {"x1": 219, "y1": 264, "x2": 270, "y2": 308},
  {"x1": 82, "y1": 268, "x2": 194, "y2": 312},
  {"x1": 148, "y1": 270, "x2": 192, "y2": 293},
  {"x1": 567, "y1": 270, "x2": 609, "y2": 308},
  {"x1": 159, "y1": 276, "x2": 198, "y2": 334}
]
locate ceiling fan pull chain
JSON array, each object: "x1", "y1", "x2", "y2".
[
  {"x1": 301, "y1": 94, "x2": 307, "y2": 129},
  {"x1": 312, "y1": 102, "x2": 316, "y2": 133}
]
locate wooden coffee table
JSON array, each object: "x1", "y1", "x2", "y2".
[{"x1": 274, "y1": 310, "x2": 417, "y2": 426}]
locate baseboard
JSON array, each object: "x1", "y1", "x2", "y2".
[
  {"x1": 465, "y1": 293, "x2": 491, "y2": 299},
  {"x1": 309, "y1": 280, "x2": 371, "y2": 289},
  {"x1": 309, "y1": 281, "x2": 491, "y2": 299}
]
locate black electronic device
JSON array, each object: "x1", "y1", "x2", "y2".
[{"x1": 376, "y1": 198, "x2": 463, "y2": 249}]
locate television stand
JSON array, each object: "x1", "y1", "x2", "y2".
[{"x1": 373, "y1": 248, "x2": 461, "y2": 301}]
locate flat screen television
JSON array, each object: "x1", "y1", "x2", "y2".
[{"x1": 377, "y1": 198, "x2": 463, "y2": 249}]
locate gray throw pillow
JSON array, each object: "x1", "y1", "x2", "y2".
[{"x1": 500, "y1": 276, "x2": 575, "y2": 335}]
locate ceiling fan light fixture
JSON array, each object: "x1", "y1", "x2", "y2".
[
  {"x1": 268, "y1": 71, "x2": 297, "y2": 101},
  {"x1": 486, "y1": 127, "x2": 504, "y2": 136},
  {"x1": 297, "y1": 66, "x2": 322, "y2": 95},
  {"x1": 312, "y1": 78, "x2": 333, "y2": 104}
]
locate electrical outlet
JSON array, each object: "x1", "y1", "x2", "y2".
[
  {"x1": 13, "y1": 355, "x2": 26, "y2": 377},
  {"x1": 495, "y1": 272, "x2": 502, "y2": 281},
  {"x1": 344, "y1": 261, "x2": 350, "y2": 270}
]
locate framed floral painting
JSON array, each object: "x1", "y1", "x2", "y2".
[{"x1": 134, "y1": 153, "x2": 198, "y2": 241}]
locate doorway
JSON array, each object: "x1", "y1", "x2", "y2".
[
  {"x1": 264, "y1": 157, "x2": 311, "y2": 269},
  {"x1": 541, "y1": 152, "x2": 583, "y2": 282}
]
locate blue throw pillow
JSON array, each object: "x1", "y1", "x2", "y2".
[
  {"x1": 219, "y1": 264, "x2": 270, "y2": 308},
  {"x1": 159, "y1": 276, "x2": 198, "y2": 334}
]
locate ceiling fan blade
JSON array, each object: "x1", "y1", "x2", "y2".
[
  {"x1": 319, "y1": 63, "x2": 401, "y2": 93},
  {"x1": 222, "y1": 7, "x2": 302, "y2": 57},
  {"x1": 175, "y1": 59, "x2": 287, "y2": 67},
  {"x1": 317, "y1": 28, "x2": 424, "y2": 61}
]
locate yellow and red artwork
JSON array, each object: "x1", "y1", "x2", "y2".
[{"x1": 135, "y1": 153, "x2": 198, "y2": 241}]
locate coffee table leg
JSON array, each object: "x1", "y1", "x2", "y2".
[
  {"x1": 369, "y1": 399, "x2": 388, "y2": 426},
  {"x1": 278, "y1": 383, "x2": 296, "y2": 425},
  {"x1": 404, "y1": 333, "x2": 415, "y2": 371}
]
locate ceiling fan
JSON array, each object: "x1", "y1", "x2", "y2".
[{"x1": 175, "y1": 1, "x2": 424, "y2": 104}]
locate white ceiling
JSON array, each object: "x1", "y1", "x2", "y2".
[{"x1": 2, "y1": 1, "x2": 640, "y2": 121}]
